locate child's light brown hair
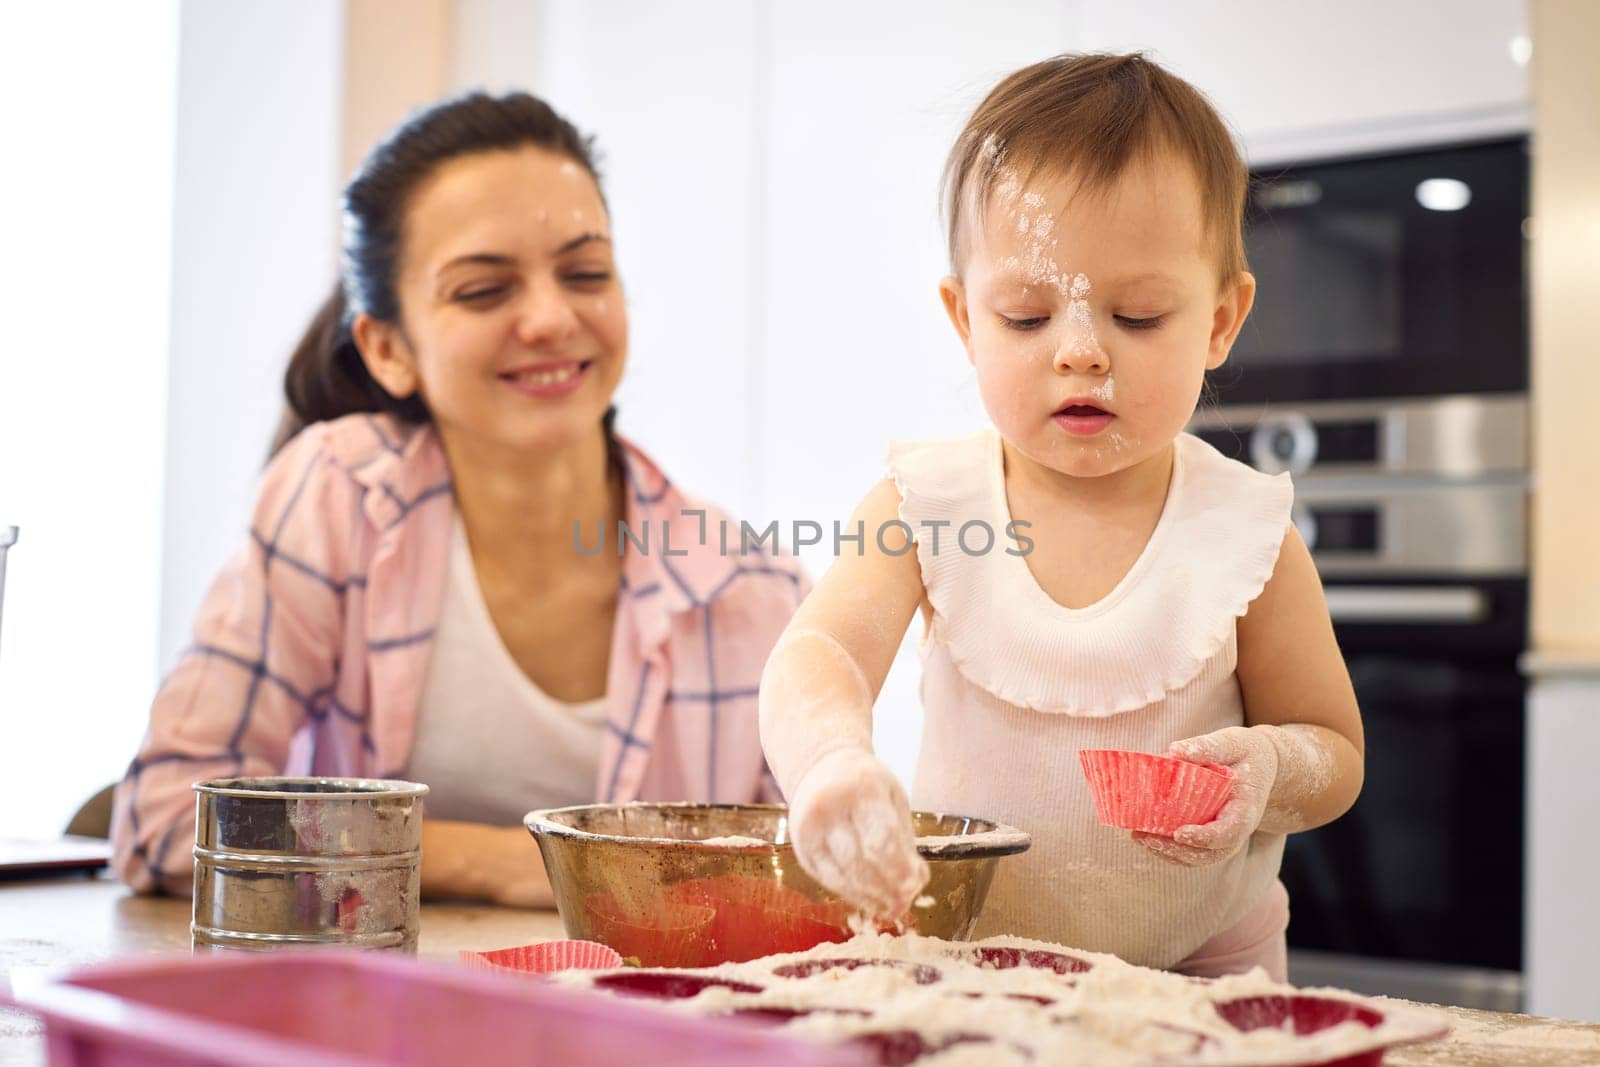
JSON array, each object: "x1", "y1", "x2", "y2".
[{"x1": 943, "y1": 52, "x2": 1249, "y2": 284}]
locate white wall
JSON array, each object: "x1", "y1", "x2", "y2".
[
  {"x1": 528, "y1": 0, "x2": 1078, "y2": 786},
  {"x1": 530, "y1": 0, "x2": 770, "y2": 524},
  {"x1": 158, "y1": 2, "x2": 345, "y2": 676},
  {"x1": 0, "y1": 3, "x2": 180, "y2": 836},
  {"x1": 0, "y1": 2, "x2": 344, "y2": 837},
  {"x1": 453, "y1": 0, "x2": 544, "y2": 96}
]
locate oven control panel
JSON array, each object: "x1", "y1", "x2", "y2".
[{"x1": 1189, "y1": 395, "x2": 1528, "y2": 579}]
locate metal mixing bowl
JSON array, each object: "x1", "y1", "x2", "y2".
[{"x1": 525, "y1": 803, "x2": 1029, "y2": 967}]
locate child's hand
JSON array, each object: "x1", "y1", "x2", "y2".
[
  {"x1": 1133, "y1": 726, "x2": 1280, "y2": 867},
  {"x1": 788, "y1": 747, "x2": 930, "y2": 920}
]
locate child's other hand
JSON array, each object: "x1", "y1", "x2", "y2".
[
  {"x1": 788, "y1": 747, "x2": 930, "y2": 920},
  {"x1": 1133, "y1": 726, "x2": 1280, "y2": 867}
]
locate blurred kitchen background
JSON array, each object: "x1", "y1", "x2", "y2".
[{"x1": 2, "y1": 0, "x2": 1596, "y2": 1023}]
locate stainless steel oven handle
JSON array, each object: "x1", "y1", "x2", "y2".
[{"x1": 1323, "y1": 585, "x2": 1488, "y2": 624}]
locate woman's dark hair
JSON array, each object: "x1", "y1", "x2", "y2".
[{"x1": 271, "y1": 91, "x2": 615, "y2": 456}]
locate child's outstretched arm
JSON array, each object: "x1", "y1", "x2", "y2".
[
  {"x1": 759, "y1": 479, "x2": 929, "y2": 918},
  {"x1": 1138, "y1": 526, "x2": 1365, "y2": 866}
]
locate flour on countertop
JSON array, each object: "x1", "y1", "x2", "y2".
[{"x1": 552, "y1": 929, "x2": 1450, "y2": 1065}]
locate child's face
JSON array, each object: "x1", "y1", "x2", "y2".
[
  {"x1": 941, "y1": 151, "x2": 1253, "y2": 481},
  {"x1": 361, "y1": 146, "x2": 627, "y2": 458}
]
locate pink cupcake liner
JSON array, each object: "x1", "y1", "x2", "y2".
[
  {"x1": 1078, "y1": 749, "x2": 1235, "y2": 836},
  {"x1": 459, "y1": 939, "x2": 623, "y2": 976}
]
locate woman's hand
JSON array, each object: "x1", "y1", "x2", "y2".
[
  {"x1": 420, "y1": 820, "x2": 556, "y2": 908},
  {"x1": 789, "y1": 747, "x2": 929, "y2": 921}
]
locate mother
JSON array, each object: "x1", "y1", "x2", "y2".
[{"x1": 111, "y1": 92, "x2": 806, "y2": 906}]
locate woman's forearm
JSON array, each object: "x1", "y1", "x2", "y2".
[{"x1": 420, "y1": 819, "x2": 556, "y2": 908}]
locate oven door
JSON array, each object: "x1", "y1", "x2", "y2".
[
  {"x1": 1214, "y1": 138, "x2": 1528, "y2": 405},
  {"x1": 1282, "y1": 577, "x2": 1526, "y2": 1011}
]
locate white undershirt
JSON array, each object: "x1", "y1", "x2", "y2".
[{"x1": 404, "y1": 510, "x2": 609, "y2": 825}]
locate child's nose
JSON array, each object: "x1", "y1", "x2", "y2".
[
  {"x1": 1052, "y1": 273, "x2": 1107, "y2": 374},
  {"x1": 1053, "y1": 318, "x2": 1108, "y2": 375}
]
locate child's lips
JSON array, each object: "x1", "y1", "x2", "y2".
[{"x1": 1052, "y1": 403, "x2": 1115, "y2": 436}]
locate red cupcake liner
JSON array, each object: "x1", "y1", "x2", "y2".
[
  {"x1": 1211, "y1": 993, "x2": 1448, "y2": 1066},
  {"x1": 667, "y1": 876, "x2": 853, "y2": 963},
  {"x1": 459, "y1": 939, "x2": 623, "y2": 976},
  {"x1": 584, "y1": 892, "x2": 719, "y2": 968},
  {"x1": 1079, "y1": 749, "x2": 1235, "y2": 836},
  {"x1": 1214, "y1": 994, "x2": 1385, "y2": 1036}
]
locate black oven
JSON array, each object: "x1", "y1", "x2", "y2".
[
  {"x1": 1191, "y1": 397, "x2": 1529, "y2": 1012},
  {"x1": 1215, "y1": 138, "x2": 1528, "y2": 407},
  {"x1": 1189, "y1": 137, "x2": 1531, "y2": 1012},
  {"x1": 1290, "y1": 574, "x2": 1526, "y2": 1005}
]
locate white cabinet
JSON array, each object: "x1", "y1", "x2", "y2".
[
  {"x1": 1067, "y1": 0, "x2": 1531, "y2": 164},
  {"x1": 1526, "y1": 666, "x2": 1600, "y2": 1021}
]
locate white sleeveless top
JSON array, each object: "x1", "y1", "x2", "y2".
[
  {"x1": 888, "y1": 428, "x2": 1294, "y2": 968},
  {"x1": 404, "y1": 511, "x2": 609, "y2": 825}
]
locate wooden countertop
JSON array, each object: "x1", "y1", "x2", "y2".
[{"x1": 4, "y1": 875, "x2": 1599, "y2": 1065}]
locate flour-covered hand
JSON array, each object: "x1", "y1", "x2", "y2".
[
  {"x1": 1134, "y1": 726, "x2": 1279, "y2": 867},
  {"x1": 788, "y1": 747, "x2": 929, "y2": 920}
]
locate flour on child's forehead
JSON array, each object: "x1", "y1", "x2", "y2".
[
  {"x1": 1016, "y1": 198, "x2": 1052, "y2": 241},
  {"x1": 981, "y1": 155, "x2": 1106, "y2": 360},
  {"x1": 985, "y1": 163, "x2": 1079, "y2": 296},
  {"x1": 992, "y1": 184, "x2": 1065, "y2": 289}
]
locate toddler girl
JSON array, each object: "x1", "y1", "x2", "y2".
[{"x1": 758, "y1": 53, "x2": 1364, "y2": 981}]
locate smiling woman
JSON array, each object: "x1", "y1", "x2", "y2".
[{"x1": 110, "y1": 92, "x2": 809, "y2": 907}]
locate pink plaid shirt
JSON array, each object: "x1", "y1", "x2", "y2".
[{"x1": 112, "y1": 414, "x2": 808, "y2": 894}]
